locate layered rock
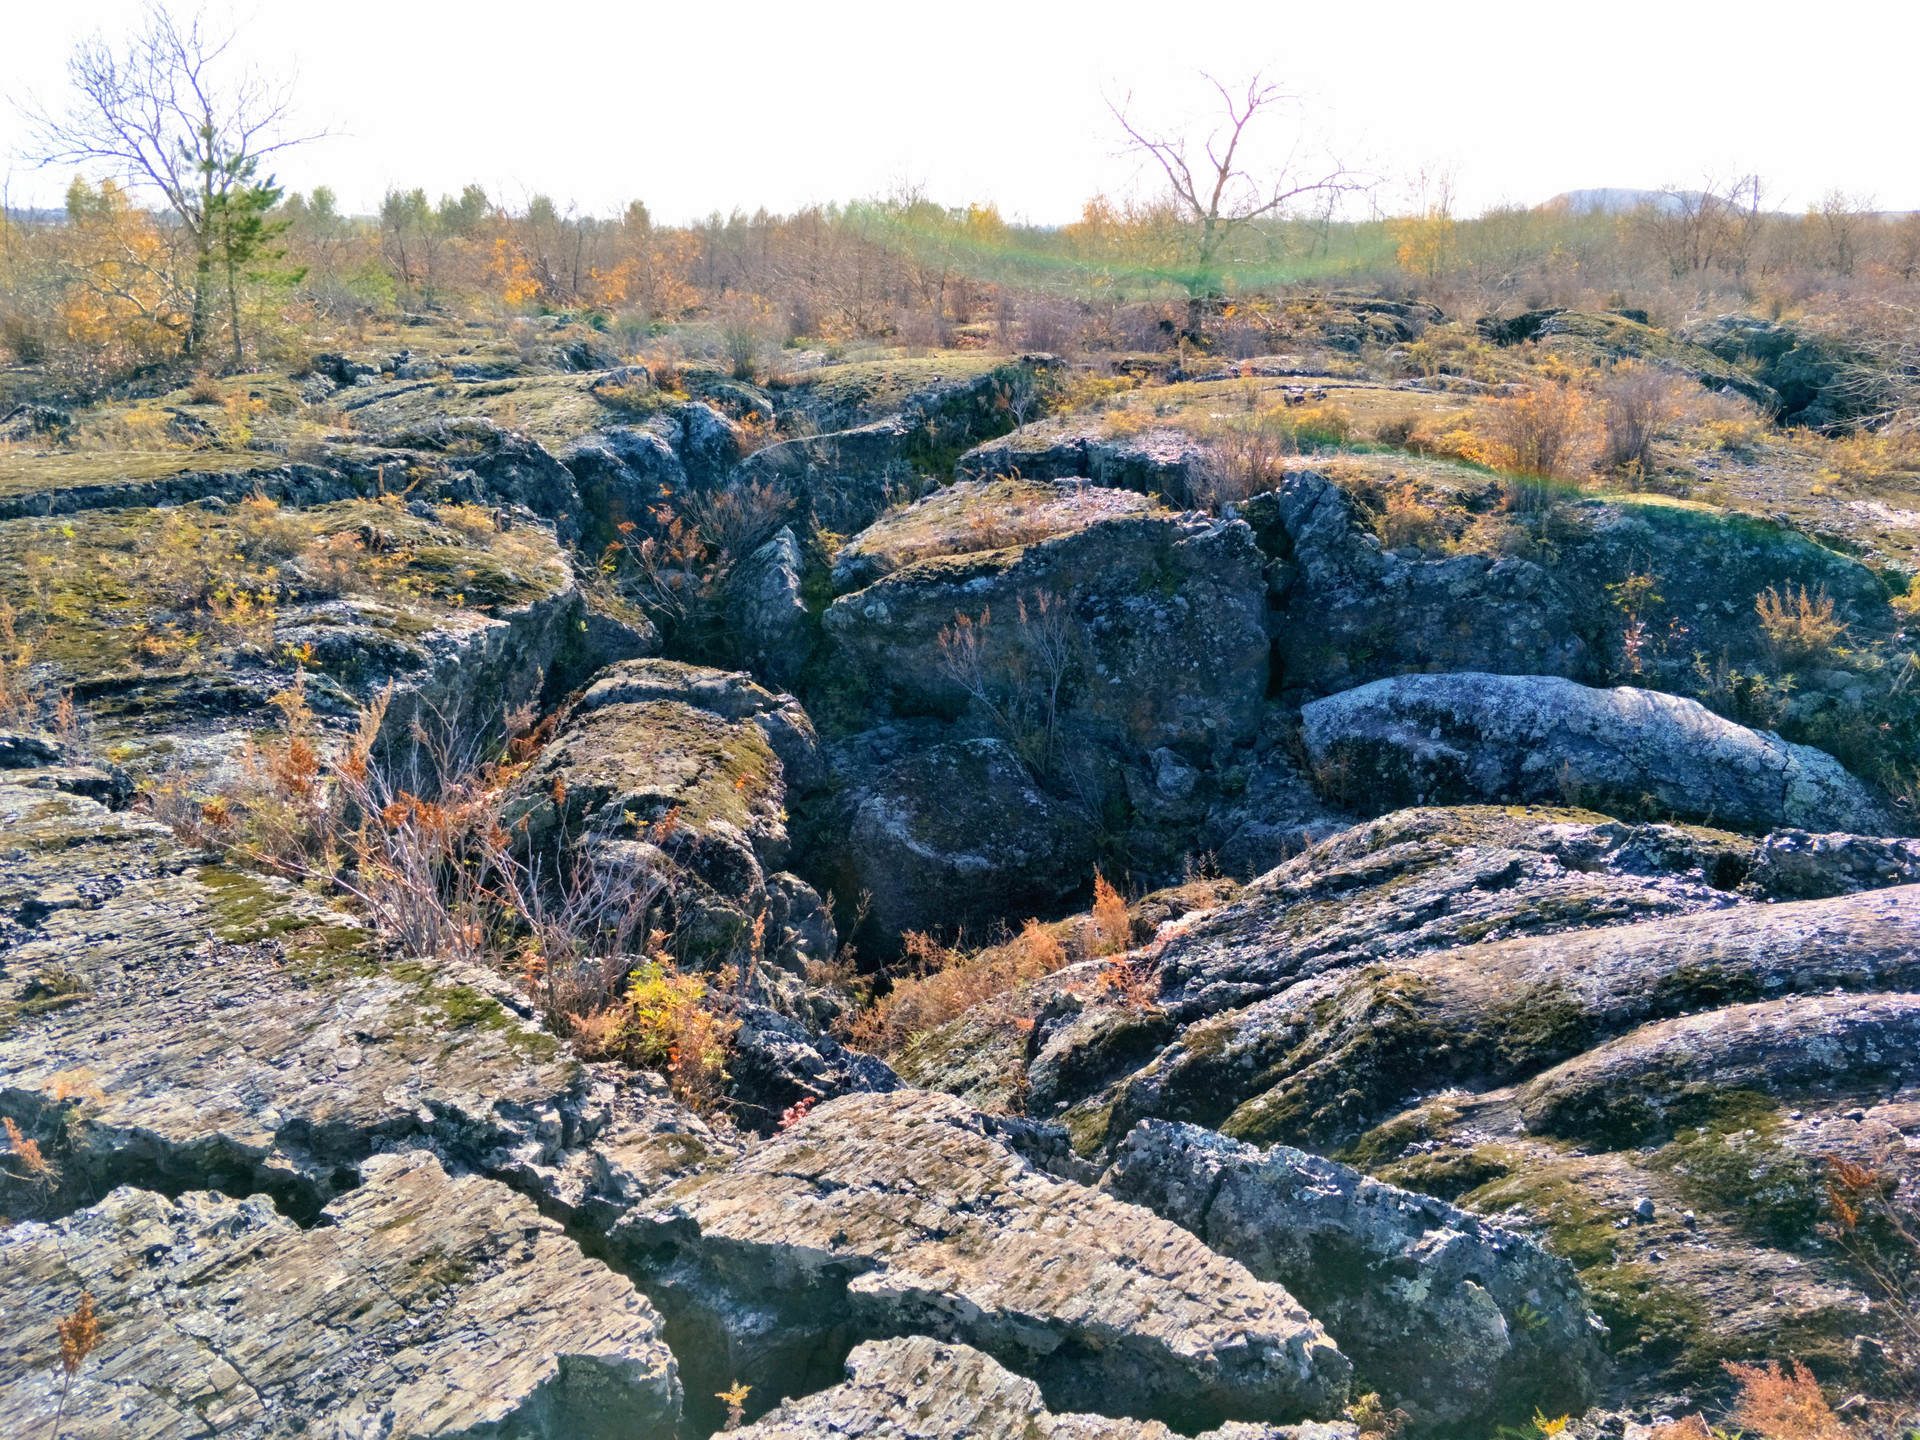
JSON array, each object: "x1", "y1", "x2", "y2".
[
  {"x1": 1102, "y1": 1121, "x2": 1604, "y2": 1431},
  {"x1": 807, "y1": 724, "x2": 1097, "y2": 943},
  {"x1": 728, "y1": 525, "x2": 816, "y2": 686},
  {"x1": 0, "y1": 1152, "x2": 681, "y2": 1439},
  {"x1": 1299, "y1": 672, "x2": 1893, "y2": 835},
  {"x1": 736, "y1": 1337, "x2": 1358, "y2": 1440},
  {"x1": 503, "y1": 659, "x2": 822, "y2": 972},
  {"x1": 606, "y1": 1091, "x2": 1351, "y2": 1429},
  {"x1": 822, "y1": 513, "x2": 1269, "y2": 756}
]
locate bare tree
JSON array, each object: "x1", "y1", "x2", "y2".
[
  {"x1": 23, "y1": 4, "x2": 319, "y2": 360},
  {"x1": 1109, "y1": 72, "x2": 1354, "y2": 280}
]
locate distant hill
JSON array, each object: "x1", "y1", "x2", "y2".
[{"x1": 1546, "y1": 188, "x2": 1698, "y2": 214}]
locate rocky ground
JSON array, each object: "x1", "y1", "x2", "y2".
[{"x1": 3, "y1": 300, "x2": 1918, "y2": 1437}]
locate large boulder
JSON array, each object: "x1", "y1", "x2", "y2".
[
  {"x1": 728, "y1": 525, "x2": 816, "y2": 687},
  {"x1": 956, "y1": 424, "x2": 1210, "y2": 506},
  {"x1": 1299, "y1": 672, "x2": 1894, "y2": 835},
  {"x1": 735, "y1": 421, "x2": 926, "y2": 536},
  {"x1": 808, "y1": 724, "x2": 1097, "y2": 944},
  {"x1": 502, "y1": 660, "x2": 818, "y2": 969},
  {"x1": 736, "y1": 1336, "x2": 1358, "y2": 1440},
  {"x1": 0, "y1": 1152, "x2": 682, "y2": 1439},
  {"x1": 1102, "y1": 1121, "x2": 1605, "y2": 1432},
  {"x1": 822, "y1": 514, "x2": 1270, "y2": 758},
  {"x1": 608, "y1": 1091, "x2": 1351, "y2": 1429}
]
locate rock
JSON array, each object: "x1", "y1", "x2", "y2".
[
  {"x1": 1634, "y1": 1197, "x2": 1656, "y2": 1221},
  {"x1": 809, "y1": 725, "x2": 1097, "y2": 944},
  {"x1": 679, "y1": 401, "x2": 746, "y2": 486},
  {"x1": 610, "y1": 1091, "x2": 1350, "y2": 1428},
  {"x1": 1101, "y1": 1121, "x2": 1604, "y2": 1431},
  {"x1": 735, "y1": 420, "x2": 927, "y2": 536},
  {"x1": 0, "y1": 1151, "x2": 681, "y2": 1439},
  {"x1": 580, "y1": 657, "x2": 823, "y2": 791},
  {"x1": 1300, "y1": 672, "x2": 1893, "y2": 835},
  {"x1": 728, "y1": 525, "x2": 816, "y2": 686},
  {"x1": 726, "y1": 1001, "x2": 901, "y2": 1133},
  {"x1": 1155, "y1": 806, "x2": 1765, "y2": 1019},
  {"x1": 0, "y1": 404, "x2": 73, "y2": 442},
  {"x1": 823, "y1": 513, "x2": 1270, "y2": 759},
  {"x1": 1141, "y1": 883, "x2": 1920, "y2": 1151},
  {"x1": 955, "y1": 424, "x2": 1210, "y2": 507},
  {"x1": 0, "y1": 732, "x2": 64, "y2": 769},
  {"x1": 373, "y1": 418, "x2": 585, "y2": 540},
  {"x1": 831, "y1": 477, "x2": 1152, "y2": 594},
  {"x1": 1515, "y1": 992, "x2": 1920, "y2": 1145},
  {"x1": 735, "y1": 1336, "x2": 1359, "y2": 1440},
  {"x1": 1253, "y1": 471, "x2": 1893, "y2": 700},
  {"x1": 1198, "y1": 740, "x2": 1352, "y2": 881},
  {"x1": 563, "y1": 424, "x2": 691, "y2": 534}
]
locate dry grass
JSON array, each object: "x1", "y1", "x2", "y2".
[
  {"x1": 1755, "y1": 583, "x2": 1848, "y2": 665},
  {"x1": 1721, "y1": 1360, "x2": 1851, "y2": 1440},
  {"x1": 849, "y1": 920, "x2": 1068, "y2": 1055}
]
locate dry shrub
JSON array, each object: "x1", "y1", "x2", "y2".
[
  {"x1": 187, "y1": 373, "x2": 224, "y2": 405},
  {"x1": 1292, "y1": 403, "x2": 1354, "y2": 445},
  {"x1": 1481, "y1": 381, "x2": 1593, "y2": 482},
  {"x1": 1091, "y1": 871, "x2": 1130, "y2": 955},
  {"x1": 1376, "y1": 491, "x2": 1445, "y2": 550},
  {"x1": 1756, "y1": 584, "x2": 1847, "y2": 665},
  {"x1": 849, "y1": 919, "x2": 1067, "y2": 1055},
  {"x1": 1187, "y1": 411, "x2": 1294, "y2": 508},
  {"x1": 1599, "y1": 362, "x2": 1685, "y2": 473},
  {"x1": 1722, "y1": 1360, "x2": 1850, "y2": 1440},
  {"x1": 571, "y1": 959, "x2": 738, "y2": 1109}
]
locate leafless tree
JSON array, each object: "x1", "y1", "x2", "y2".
[
  {"x1": 22, "y1": 4, "x2": 320, "y2": 359},
  {"x1": 1109, "y1": 72, "x2": 1354, "y2": 276}
]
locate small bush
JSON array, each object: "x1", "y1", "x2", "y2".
[
  {"x1": 1482, "y1": 382, "x2": 1593, "y2": 480},
  {"x1": 848, "y1": 919, "x2": 1068, "y2": 1055},
  {"x1": 1599, "y1": 363, "x2": 1684, "y2": 473},
  {"x1": 1755, "y1": 584, "x2": 1847, "y2": 665},
  {"x1": 1376, "y1": 491, "x2": 1445, "y2": 550},
  {"x1": 187, "y1": 373, "x2": 224, "y2": 405},
  {"x1": 1722, "y1": 1360, "x2": 1849, "y2": 1440}
]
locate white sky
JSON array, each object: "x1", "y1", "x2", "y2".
[{"x1": 1, "y1": 0, "x2": 1913, "y2": 224}]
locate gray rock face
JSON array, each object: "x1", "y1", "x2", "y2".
[
  {"x1": 727, "y1": 1002, "x2": 901, "y2": 1133},
  {"x1": 735, "y1": 421, "x2": 925, "y2": 536},
  {"x1": 955, "y1": 424, "x2": 1210, "y2": 507},
  {"x1": 1301, "y1": 672, "x2": 1893, "y2": 835},
  {"x1": 564, "y1": 424, "x2": 691, "y2": 530},
  {"x1": 611, "y1": 1091, "x2": 1350, "y2": 1429},
  {"x1": 1156, "y1": 807, "x2": 1765, "y2": 1019},
  {"x1": 811, "y1": 726, "x2": 1096, "y2": 944},
  {"x1": 1101, "y1": 1121, "x2": 1604, "y2": 1431},
  {"x1": 729, "y1": 525, "x2": 816, "y2": 687},
  {"x1": 1252, "y1": 471, "x2": 1894, "y2": 702},
  {"x1": 680, "y1": 401, "x2": 746, "y2": 486},
  {"x1": 1144, "y1": 884, "x2": 1920, "y2": 1152},
  {"x1": 736, "y1": 1336, "x2": 1358, "y2": 1440},
  {"x1": 0, "y1": 1151, "x2": 681, "y2": 1440},
  {"x1": 1515, "y1": 991, "x2": 1920, "y2": 1144},
  {"x1": 823, "y1": 513, "x2": 1270, "y2": 758}
]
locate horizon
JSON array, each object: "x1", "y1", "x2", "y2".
[{"x1": 3, "y1": 0, "x2": 1915, "y2": 225}]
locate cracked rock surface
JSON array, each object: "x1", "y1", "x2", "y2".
[
  {"x1": 610, "y1": 1090, "x2": 1351, "y2": 1429},
  {"x1": 0, "y1": 1150, "x2": 680, "y2": 1439},
  {"x1": 735, "y1": 1336, "x2": 1360, "y2": 1440}
]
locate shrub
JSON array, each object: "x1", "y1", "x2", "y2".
[
  {"x1": 1721, "y1": 1360, "x2": 1849, "y2": 1440},
  {"x1": 1755, "y1": 584, "x2": 1847, "y2": 665},
  {"x1": 1090, "y1": 870, "x2": 1131, "y2": 955},
  {"x1": 1376, "y1": 491, "x2": 1445, "y2": 550},
  {"x1": 1481, "y1": 382, "x2": 1592, "y2": 481},
  {"x1": 1599, "y1": 363, "x2": 1684, "y2": 473},
  {"x1": 574, "y1": 960, "x2": 737, "y2": 1109},
  {"x1": 187, "y1": 373, "x2": 224, "y2": 405}
]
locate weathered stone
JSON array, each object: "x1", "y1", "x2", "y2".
[
  {"x1": 729, "y1": 525, "x2": 816, "y2": 687},
  {"x1": 1101, "y1": 1121, "x2": 1604, "y2": 1431},
  {"x1": 1516, "y1": 992, "x2": 1920, "y2": 1144},
  {"x1": 736, "y1": 1336, "x2": 1358, "y2": 1440},
  {"x1": 1300, "y1": 672, "x2": 1892, "y2": 835},
  {"x1": 727, "y1": 1001, "x2": 901, "y2": 1134},
  {"x1": 611, "y1": 1090, "x2": 1350, "y2": 1428},
  {"x1": 809, "y1": 725, "x2": 1096, "y2": 944},
  {"x1": 1147, "y1": 884, "x2": 1920, "y2": 1152},
  {"x1": 831, "y1": 477, "x2": 1153, "y2": 593},
  {"x1": 1156, "y1": 807, "x2": 1765, "y2": 1019},
  {"x1": 955, "y1": 424, "x2": 1210, "y2": 507},
  {"x1": 823, "y1": 514, "x2": 1269, "y2": 757},
  {"x1": 0, "y1": 1152, "x2": 681, "y2": 1439},
  {"x1": 680, "y1": 401, "x2": 746, "y2": 486}
]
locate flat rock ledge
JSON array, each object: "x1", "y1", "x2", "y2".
[
  {"x1": 736, "y1": 1336, "x2": 1361, "y2": 1440},
  {"x1": 609, "y1": 1090, "x2": 1351, "y2": 1430},
  {"x1": 0, "y1": 1150, "x2": 680, "y2": 1440},
  {"x1": 1101, "y1": 1121, "x2": 1605, "y2": 1431}
]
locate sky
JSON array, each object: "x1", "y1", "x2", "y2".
[{"x1": 1, "y1": 0, "x2": 1913, "y2": 225}]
